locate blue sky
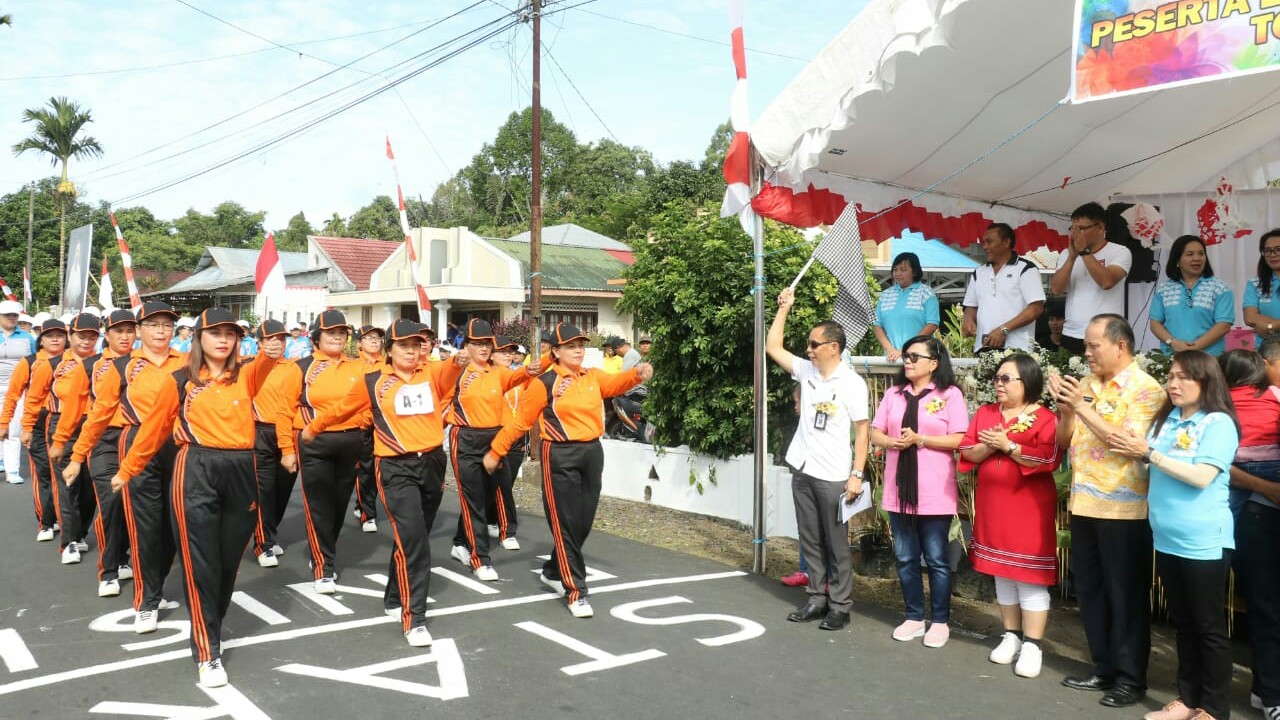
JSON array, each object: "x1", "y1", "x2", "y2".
[{"x1": 1, "y1": 0, "x2": 868, "y2": 230}]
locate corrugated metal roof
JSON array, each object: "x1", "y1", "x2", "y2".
[
  {"x1": 160, "y1": 246, "x2": 312, "y2": 294},
  {"x1": 503, "y1": 223, "x2": 630, "y2": 251},
  {"x1": 486, "y1": 239, "x2": 627, "y2": 292}
]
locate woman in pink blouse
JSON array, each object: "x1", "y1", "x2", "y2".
[{"x1": 871, "y1": 335, "x2": 969, "y2": 649}]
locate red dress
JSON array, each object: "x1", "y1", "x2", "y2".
[{"x1": 958, "y1": 405, "x2": 1062, "y2": 586}]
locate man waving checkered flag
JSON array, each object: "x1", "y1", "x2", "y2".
[{"x1": 812, "y1": 202, "x2": 876, "y2": 346}]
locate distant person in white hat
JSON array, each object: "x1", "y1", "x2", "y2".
[
  {"x1": 171, "y1": 317, "x2": 195, "y2": 352},
  {"x1": 0, "y1": 300, "x2": 36, "y2": 483},
  {"x1": 236, "y1": 320, "x2": 258, "y2": 357},
  {"x1": 284, "y1": 321, "x2": 312, "y2": 359}
]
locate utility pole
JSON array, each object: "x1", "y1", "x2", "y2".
[
  {"x1": 528, "y1": 0, "x2": 543, "y2": 352},
  {"x1": 25, "y1": 182, "x2": 34, "y2": 308}
]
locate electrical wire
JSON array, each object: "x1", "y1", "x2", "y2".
[
  {"x1": 577, "y1": 7, "x2": 808, "y2": 63},
  {"x1": 542, "y1": 42, "x2": 618, "y2": 142}
]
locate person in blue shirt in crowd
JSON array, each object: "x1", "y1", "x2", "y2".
[
  {"x1": 872, "y1": 252, "x2": 939, "y2": 361},
  {"x1": 0, "y1": 300, "x2": 36, "y2": 484},
  {"x1": 237, "y1": 320, "x2": 258, "y2": 357},
  {"x1": 284, "y1": 321, "x2": 312, "y2": 359},
  {"x1": 170, "y1": 317, "x2": 194, "y2": 352},
  {"x1": 1109, "y1": 350, "x2": 1239, "y2": 720},
  {"x1": 1244, "y1": 228, "x2": 1280, "y2": 348},
  {"x1": 1149, "y1": 234, "x2": 1234, "y2": 356}
]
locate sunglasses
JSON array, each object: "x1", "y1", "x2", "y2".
[
  {"x1": 993, "y1": 374, "x2": 1022, "y2": 385},
  {"x1": 808, "y1": 339, "x2": 836, "y2": 349},
  {"x1": 903, "y1": 352, "x2": 934, "y2": 363}
]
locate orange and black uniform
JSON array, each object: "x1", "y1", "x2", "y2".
[
  {"x1": 308, "y1": 355, "x2": 462, "y2": 632},
  {"x1": 354, "y1": 349, "x2": 383, "y2": 525},
  {"x1": 75, "y1": 348, "x2": 132, "y2": 583},
  {"x1": 485, "y1": 383, "x2": 528, "y2": 541},
  {"x1": 273, "y1": 351, "x2": 368, "y2": 581},
  {"x1": 46, "y1": 346, "x2": 98, "y2": 552},
  {"x1": 249, "y1": 357, "x2": 295, "y2": 558},
  {"x1": 1, "y1": 349, "x2": 53, "y2": 529},
  {"x1": 444, "y1": 361, "x2": 536, "y2": 568},
  {"x1": 489, "y1": 364, "x2": 643, "y2": 603},
  {"x1": 120, "y1": 340, "x2": 278, "y2": 665}
]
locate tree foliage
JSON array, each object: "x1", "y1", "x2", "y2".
[
  {"x1": 12, "y1": 96, "x2": 103, "y2": 189},
  {"x1": 346, "y1": 195, "x2": 400, "y2": 241},
  {"x1": 274, "y1": 211, "x2": 314, "y2": 252}
]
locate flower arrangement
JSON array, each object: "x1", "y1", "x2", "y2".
[
  {"x1": 960, "y1": 341, "x2": 1172, "y2": 412},
  {"x1": 925, "y1": 397, "x2": 946, "y2": 414},
  {"x1": 814, "y1": 401, "x2": 837, "y2": 416}
]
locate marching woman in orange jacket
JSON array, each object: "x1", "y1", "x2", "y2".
[
  {"x1": 0, "y1": 319, "x2": 66, "y2": 541},
  {"x1": 353, "y1": 324, "x2": 385, "y2": 533},
  {"x1": 273, "y1": 310, "x2": 368, "y2": 594},
  {"x1": 303, "y1": 319, "x2": 466, "y2": 646},
  {"x1": 485, "y1": 336, "x2": 527, "y2": 549},
  {"x1": 249, "y1": 319, "x2": 292, "y2": 568},
  {"x1": 485, "y1": 323, "x2": 652, "y2": 618},
  {"x1": 112, "y1": 307, "x2": 278, "y2": 688}
]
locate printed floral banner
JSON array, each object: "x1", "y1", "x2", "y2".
[{"x1": 1072, "y1": 0, "x2": 1280, "y2": 102}]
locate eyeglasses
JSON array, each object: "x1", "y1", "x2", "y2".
[
  {"x1": 903, "y1": 352, "x2": 935, "y2": 363},
  {"x1": 993, "y1": 374, "x2": 1022, "y2": 385},
  {"x1": 1070, "y1": 222, "x2": 1101, "y2": 233},
  {"x1": 1264, "y1": 247, "x2": 1280, "y2": 256},
  {"x1": 808, "y1": 339, "x2": 837, "y2": 349},
  {"x1": 140, "y1": 321, "x2": 174, "y2": 330}
]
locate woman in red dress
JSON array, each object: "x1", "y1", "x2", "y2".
[{"x1": 959, "y1": 353, "x2": 1062, "y2": 680}]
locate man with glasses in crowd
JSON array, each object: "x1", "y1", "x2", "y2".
[
  {"x1": 1051, "y1": 202, "x2": 1132, "y2": 355},
  {"x1": 962, "y1": 223, "x2": 1045, "y2": 353}
]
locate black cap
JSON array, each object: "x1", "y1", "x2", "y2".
[
  {"x1": 194, "y1": 307, "x2": 244, "y2": 335},
  {"x1": 387, "y1": 319, "x2": 427, "y2": 342},
  {"x1": 540, "y1": 331, "x2": 553, "y2": 344},
  {"x1": 359, "y1": 324, "x2": 384, "y2": 338},
  {"x1": 419, "y1": 325, "x2": 438, "y2": 339},
  {"x1": 41, "y1": 318, "x2": 67, "y2": 334},
  {"x1": 638, "y1": 337, "x2": 652, "y2": 344},
  {"x1": 105, "y1": 309, "x2": 137, "y2": 329},
  {"x1": 464, "y1": 318, "x2": 495, "y2": 342},
  {"x1": 70, "y1": 313, "x2": 101, "y2": 334},
  {"x1": 603, "y1": 336, "x2": 625, "y2": 349},
  {"x1": 138, "y1": 300, "x2": 178, "y2": 322},
  {"x1": 259, "y1": 319, "x2": 287, "y2": 339},
  {"x1": 310, "y1": 309, "x2": 351, "y2": 335},
  {"x1": 551, "y1": 323, "x2": 588, "y2": 346},
  {"x1": 494, "y1": 335, "x2": 517, "y2": 351}
]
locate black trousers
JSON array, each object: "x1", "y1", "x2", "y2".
[
  {"x1": 28, "y1": 408, "x2": 56, "y2": 529},
  {"x1": 297, "y1": 429, "x2": 362, "y2": 580},
  {"x1": 485, "y1": 446, "x2": 525, "y2": 540},
  {"x1": 170, "y1": 445, "x2": 258, "y2": 664},
  {"x1": 49, "y1": 413, "x2": 96, "y2": 550},
  {"x1": 354, "y1": 427, "x2": 377, "y2": 523},
  {"x1": 121, "y1": 427, "x2": 177, "y2": 612},
  {"x1": 1070, "y1": 514, "x2": 1152, "y2": 689},
  {"x1": 378, "y1": 449, "x2": 446, "y2": 632},
  {"x1": 252, "y1": 424, "x2": 295, "y2": 554},
  {"x1": 449, "y1": 426, "x2": 500, "y2": 567},
  {"x1": 90, "y1": 427, "x2": 128, "y2": 582},
  {"x1": 1156, "y1": 550, "x2": 1233, "y2": 719},
  {"x1": 540, "y1": 440, "x2": 604, "y2": 603},
  {"x1": 1238, "y1": 502, "x2": 1280, "y2": 706}
]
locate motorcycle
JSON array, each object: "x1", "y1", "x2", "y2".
[{"x1": 605, "y1": 386, "x2": 651, "y2": 443}]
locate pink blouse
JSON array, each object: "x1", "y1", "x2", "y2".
[{"x1": 872, "y1": 383, "x2": 969, "y2": 515}]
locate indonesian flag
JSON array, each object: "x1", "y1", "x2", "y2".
[
  {"x1": 21, "y1": 267, "x2": 31, "y2": 307},
  {"x1": 719, "y1": 0, "x2": 756, "y2": 236},
  {"x1": 386, "y1": 136, "x2": 432, "y2": 318},
  {"x1": 98, "y1": 258, "x2": 115, "y2": 309},
  {"x1": 0, "y1": 276, "x2": 15, "y2": 302},
  {"x1": 255, "y1": 232, "x2": 287, "y2": 305}
]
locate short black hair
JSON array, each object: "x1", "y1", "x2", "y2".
[
  {"x1": 1071, "y1": 202, "x2": 1107, "y2": 225},
  {"x1": 893, "y1": 335, "x2": 956, "y2": 391},
  {"x1": 1165, "y1": 235, "x2": 1214, "y2": 280},
  {"x1": 1089, "y1": 313, "x2": 1135, "y2": 355},
  {"x1": 891, "y1": 252, "x2": 924, "y2": 283},
  {"x1": 1045, "y1": 297, "x2": 1066, "y2": 319},
  {"x1": 1219, "y1": 348, "x2": 1268, "y2": 395},
  {"x1": 986, "y1": 223, "x2": 1016, "y2": 251},
  {"x1": 815, "y1": 321, "x2": 846, "y2": 353},
  {"x1": 996, "y1": 353, "x2": 1044, "y2": 403}
]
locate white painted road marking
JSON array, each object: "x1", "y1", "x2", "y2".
[
  {"x1": 277, "y1": 640, "x2": 469, "y2": 700},
  {"x1": 90, "y1": 682, "x2": 272, "y2": 719},
  {"x1": 0, "y1": 628, "x2": 37, "y2": 673},
  {"x1": 230, "y1": 592, "x2": 291, "y2": 626},
  {"x1": 431, "y1": 566, "x2": 501, "y2": 595},
  {"x1": 514, "y1": 621, "x2": 665, "y2": 676},
  {"x1": 609, "y1": 596, "x2": 765, "y2": 647}
]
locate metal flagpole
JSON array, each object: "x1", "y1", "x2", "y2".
[
  {"x1": 750, "y1": 146, "x2": 767, "y2": 575},
  {"x1": 528, "y1": 0, "x2": 543, "y2": 353}
]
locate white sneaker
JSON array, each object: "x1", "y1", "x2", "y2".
[
  {"x1": 271, "y1": 544, "x2": 284, "y2": 556},
  {"x1": 7, "y1": 474, "x2": 23, "y2": 484},
  {"x1": 405, "y1": 626, "x2": 433, "y2": 647},
  {"x1": 989, "y1": 632, "x2": 1021, "y2": 665},
  {"x1": 74, "y1": 540, "x2": 89, "y2": 553},
  {"x1": 159, "y1": 599, "x2": 181, "y2": 610},
  {"x1": 474, "y1": 565, "x2": 499, "y2": 582},
  {"x1": 98, "y1": 579, "x2": 120, "y2": 597},
  {"x1": 539, "y1": 573, "x2": 566, "y2": 597},
  {"x1": 449, "y1": 545, "x2": 470, "y2": 565},
  {"x1": 36, "y1": 527, "x2": 53, "y2": 542},
  {"x1": 568, "y1": 598, "x2": 593, "y2": 618},
  {"x1": 134, "y1": 610, "x2": 158, "y2": 634},
  {"x1": 501, "y1": 537, "x2": 520, "y2": 551},
  {"x1": 198, "y1": 658, "x2": 228, "y2": 688},
  {"x1": 315, "y1": 577, "x2": 336, "y2": 595},
  {"x1": 257, "y1": 550, "x2": 278, "y2": 568},
  {"x1": 52, "y1": 522, "x2": 60, "y2": 532},
  {"x1": 353, "y1": 507, "x2": 361, "y2": 518},
  {"x1": 362, "y1": 519, "x2": 377, "y2": 533},
  {"x1": 117, "y1": 564, "x2": 133, "y2": 581},
  {"x1": 61, "y1": 545, "x2": 81, "y2": 564},
  {"x1": 1253, "y1": 693, "x2": 1263, "y2": 710},
  {"x1": 385, "y1": 606, "x2": 401, "y2": 618},
  {"x1": 487, "y1": 524, "x2": 500, "y2": 538},
  {"x1": 1014, "y1": 641, "x2": 1042, "y2": 678}
]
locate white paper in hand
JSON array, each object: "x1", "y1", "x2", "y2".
[{"x1": 839, "y1": 489, "x2": 873, "y2": 524}]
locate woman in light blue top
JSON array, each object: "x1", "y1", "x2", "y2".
[
  {"x1": 1148, "y1": 235, "x2": 1233, "y2": 356},
  {"x1": 1109, "y1": 350, "x2": 1239, "y2": 720},
  {"x1": 873, "y1": 252, "x2": 939, "y2": 361},
  {"x1": 1244, "y1": 228, "x2": 1280, "y2": 347}
]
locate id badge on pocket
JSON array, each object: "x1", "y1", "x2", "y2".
[{"x1": 813, "y1": 410, "x2": 829, "y2": 431}]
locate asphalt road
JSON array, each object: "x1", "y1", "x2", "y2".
[{"x1": 0, "y1": 468, "x2": 1253, "y2": 719}]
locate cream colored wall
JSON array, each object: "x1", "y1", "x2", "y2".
[{"x1": 595, "y1": 299, "x2": 633, "y2": 340}]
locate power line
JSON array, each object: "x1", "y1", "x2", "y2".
[
  {"x1": 542, "y1": 43, "x2": 618, "y2": 142},
  {"x1": 578, "y1": 7, "x2": 808, "y2": 62}
]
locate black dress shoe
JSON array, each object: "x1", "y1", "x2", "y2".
[
  {"x1": 1061, "y1": 674, "x2": 1114, "y2": 691},
  {"x1": 787, "y1": 603, "x2": 826, "y2": 623},
  {"x1": 1099, "y1": 685, "x2": 1144, "y2": 708},
  {"x1": 818, "y1": 611, "x2": 850, "y2": 631}
]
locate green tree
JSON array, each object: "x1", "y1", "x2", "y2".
[
  {"x1": 1, "y1": 13, "x2": 11, "y2": 26},
  {"x1": 346, "y1": 195, "x2": 400, "y2": 240},
  {"x1": 88, "y1": 202, "x2": 196, "y2": 295},
  {"x1": 172, "y1": 201, "x2": 265, "y2": 249},
  {"x1": 618, "y1": 201, "x2": 836, "y2": 460},
  {"x1": 321, "y1": 211, "x2": 347, "y2": 236},
  {"x1": 564, "y1": 138, "x2": 653, "y2": 239},
  {"x1": 274, "y1": 211, "x2": 314, "y2": 252},
  {"x1": 702, "y1": 120, "x2": 734, "y2": 170},
  {"x1": 12, "y1": 96, "x2": 104, "y2": 298}
]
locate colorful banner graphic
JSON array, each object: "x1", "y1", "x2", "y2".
[{"x1": 1072, "y1": 0, "x2": 1280, "y2": 102}]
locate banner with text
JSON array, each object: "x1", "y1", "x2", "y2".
[{"x1": 1072, "y1": 0, "x2": 1280, "y2": 102}]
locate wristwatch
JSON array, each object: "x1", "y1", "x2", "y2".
[
  {"x1": 850, "y1": 470, "x2": 864, "y2": 479},
  {"x1": 1007, "y1": 442, "x2": 1020, "y2": 455},
  {"x1": 1079, "y1": 247, "x2": 1094, "y2": 256},
  {"x1": 1001, "y1": 325, "x2": 1011, "y2": 335}
]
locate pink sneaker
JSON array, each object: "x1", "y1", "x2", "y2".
[
  {"x1": 779, "y1": 571, "x2": 809, "y2": 587},
  {"x1": 1143, "y1": 699, "x2": 1197, "y2": 720},
  {"x1": 892, "y1": 619, "x2": 926, "y2": 642},
  {"x1": 923, "y1": 622, "x2": 950, "y2": 648}
]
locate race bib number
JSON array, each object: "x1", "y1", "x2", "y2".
[{"x1": 394, "y1": 382, "x2": 434, "y2": 416}]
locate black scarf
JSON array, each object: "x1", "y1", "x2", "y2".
[{"x1": 894, "y1": 386, "x2": 931, "y2": 516}]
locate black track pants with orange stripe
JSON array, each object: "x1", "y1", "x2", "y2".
[
  {"x1": 252, "y1": 424, "x2": 294, "y2": 554},
  {"x1": 298, "y1": 429, "x2": 362, "y2": 579},
  {"x1": 90, "y1": 428, "x2": 128, "y2": 582},
  {"x1": 170, "y1": 445, "x2": 257, "y2": 664},
  {"x1": 354, "y1": 427, "x2": 377, "y2": 523},
  {"x1": 49, "y1": 414, "x2": 96, "y2": 550},
  {"x1": 485, "y1": 446, "x2": 525, "y2": 540},
  {"x1": 28, "y1": 408, "x2": 56, "y2": 529},
  {"x1": 377, "y1": 449, "x2": 445, "y2": 632},
  {"x1": 540, "y1": 440, "x2": 604, "y2": 603},
  {"x1": 121, "y1": 428, "x2": 177, "y2": 613},
  {"x1": 449, "y1": 426, "x2": 500, "y2": 566}
]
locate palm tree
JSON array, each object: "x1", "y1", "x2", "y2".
[
  {"x1": 13, "y1": 97, "x2": 104, "y2": 301},
  {"x1": 0, "y1": 13, "x2": 11, "y2": 26}
]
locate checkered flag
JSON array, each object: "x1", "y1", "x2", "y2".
[{"x1": 812, "y1": 202, "x2": 875, "y2": 346}]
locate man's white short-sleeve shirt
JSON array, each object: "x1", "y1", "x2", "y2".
[
  {"x1": 785, "y1": 358, "x2": 869, "y2": 482},
  {"x1": 1056, "y1": 242, "x2": 1133, "y2": 339},
  {"x1": 962, "y1": 256, "x2": 1046, "y2": 351}
]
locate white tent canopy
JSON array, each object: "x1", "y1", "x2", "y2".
[{"x1": 752, "y1": 0, "x2": 1280, "y2": 219}]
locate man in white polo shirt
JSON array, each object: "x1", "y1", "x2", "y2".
[
  {"x1": 962, "y1": 223, "x2": 1046, "y2": 352},
  {"x1": 1051, "y1": 202, "x2": 1132, "y2": 355},
  {"x1": 766, "y1": 287, "x2": 869, "y2": 632}
]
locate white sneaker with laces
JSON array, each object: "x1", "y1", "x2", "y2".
[
  {"x1": 198, "y1": 658, "x2": 228, "y2": 688},
  {"x1": 540, "y1": 573, "x2": 566, "y2": 597},
  {"x1": 117, "y1": 565, "x2": 133, "y2": 580},
  {"x1": 315, "y1": 577, "x2": 336, "y2": 595},
  {"x1": 52, "y1": 522, "x2": 60, "y2": 532},
  {"x1": 989, "y1": 632, "x2": 1020, "y2": 664},
  {"x1": 134, "y1": 610, "x2": 158, "y2": 634},
  {"x1": 449, "y1": 545, "x2": 471, "y2": 565},
  {"x1": 61, "y1": 545, "x2": 81, "y2": 564},
  {"x1": 569, "y1": 598, "x2": 594, "y2": 618},
  {"x1": 487, "y1": 524, "x2": 500, "y2": 538},
  {"x1": 1266, "y1": 705, "x2": 1280, "y2": 720},
  {"x1": 474, "y1": 565, "x2": 499, "y2": 582},
  {"x1": 362, "y1": 519, "x2": 377, "y2": 533},
  {"x1": 74, "y1": 540, "x2": 89, "y2": 553},
  {"x1": 501, "y1": 537, "x2": 520, "y2": 551},
  {"x1": 36, "y1": 527, "x2": 53, "y2": 542},
  {"x1": 98, "y1": 579, "x2": 120, "y2": 597},
  {"x1": 405, "y1": 626, "x2": 433, "y2": 647},
  {"x1": 271, "y1": 544, "x2": 284, "y2": 555},
  {"x1": 159, "y1": 599, "x2": 181, "y2": 610},
  {"x1": 353, "y1": 507, "x2": 361, "y2": 519},
  {"x1": 257, "y1": 550, "x2": 278, "y2": 568},
  {"x1": 1014, "y1": 642, "x2": 1042, "y2": 678}
]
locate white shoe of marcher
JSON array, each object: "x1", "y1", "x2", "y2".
[
  {"x1": 61, "y1": 545, "x2": 81, "y2": 564},
  {"x1": 74, "y1": 540, "x2": 89, "y2": 553},
  {"x1": 198, "y1": 658, "x2": 228, "y2": 688},
  {"x1": 449, "y1": 545, "x2": 470, "y2": 565},
  {"x1": 134, "y1": 610, "x2": 158, "y2": 634},
  {"x1": 569, "y1": 598, "x2": 594, "y2": 618},
  {"x1": 257, "y1": 550, "x2": 278, "y2": 568},
  {"x1": 385, "y1": 606, "x2": 401, "y2": 619},
  {"x1": 117, "y1": 564, "x2": 133, "y2": 580},
  {"x1": 487, "y1": 524, "x2": 500, "y2": 538},
  {"x1": 36, "y1": 527, "x2": 54, "y2": 542},
  {"x1": 539, "y1": 573, "x2": 566, "y2": 597},
  {"x1": 7, "y1": 474, "x2": 24, "y2": 484},
  {"x1": 353, "y1": 507, "x2": 361, "y2": 519},
  {"x1": 362, "y1": 519, "x2": 377, "y2": 533},
  {"x1": 271, "y1": 544, "x2": 284, "y2": 556},
  {"x1": 1014, "y1": 642, "x2": 1043, "y2": 678},
  {"x1": 98, "y1": 579, "x2": 120, "y2": 597},
  {"x1": 159, "y1": 599, "x2": 181, "y2": 610},
  {"x1": 405, "y1": 626, "x2": 433, "y2": 647},
  {"x1": 501, "y1": 537, "x2": 520, "y2": 551},
  {"x1": 315, "y1": 577, "x2": 336, "y2": 595},
  {"x1": 474, "y1": 565, "x2": 499, "y2": 582},
  {"x1": 989, "y1": 632, "x2": 1021, "y2": 665}
]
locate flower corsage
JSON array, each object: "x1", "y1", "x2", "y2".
[{"x1": 925, "y1": 397, "x2": 946, "y2": 414}]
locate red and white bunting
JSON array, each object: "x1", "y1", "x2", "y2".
[
  {"x1": 386, "y1": 136, "x2": 432, "y2": 319},
  {"x1": 108, "y1": 212, "x2": 143, "y2": 309},
  {"x1": 22, "y1": 266, "x2": 31, "y2": 308},
  {"x1": 0, "y1": 276, "x2": 17, "y2": 302},
  {"x1": 720, "y1": 0, "x2": 755, "y2": 235},
  {"x1": 98, "y1": 258, "x2": 115, "y2": 310}
]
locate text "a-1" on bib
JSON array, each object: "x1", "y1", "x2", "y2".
[{"x1": 394, "y1": 382, "x2": 434, "y2": 416}]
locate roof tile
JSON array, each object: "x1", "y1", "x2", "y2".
[{"x1": 312, "y1": 236, "x2": 400, "y2": 291}]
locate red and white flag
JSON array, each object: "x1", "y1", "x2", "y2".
[
  {"x1": 109, "y1": 212, "x2": 143, "y2": 309},
  {"x1": 22, "y1": 267, "x2": 31, "y2": 308},
  {"x1": 255, "y1": 232, "x2": 287, "y2": 312},
  {"x1": 719, "y1": 0, "x2": 756, "y2": 235},
  {"x1": 386, "y1": 136, "x2": 432, "y2": 319},
  {"x1": 98, "y1": 258, "x2": 115, "y2": 309},
  {"x1": 0, "y1": 276, "x2": 16, "y2": 302}
]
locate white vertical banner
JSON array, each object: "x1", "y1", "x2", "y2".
[{"x1": 63, "y1": 224, "x2": 93, "y2": 312}]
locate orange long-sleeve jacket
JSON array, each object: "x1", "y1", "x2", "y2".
[
  {"x1": 250, "y1": 357, "x2": 294, "y2": 424},
  {"x1": 487, "y1": 365, "x2": 642, "y2": 462},
  {"x1": 70, "y1": 349, "x2": 186, "y2": 464},
  {"x1": 48, "y1": 351, "x2": 99, "y2": 446},
  {"x1": 21, "y1": 352, "x2": 69, "y2": 432},
  {"x1": 272, "y1": 352, "x2": 370, "y2": 455},
  {"x1": 442, "y1": 357, "x2": 548, "y2": 429},
  {"x1": 0, "y1": 350, "x2": 46, "y2": 427},
  {"x1": 308, "y1": 360, "x2": 463, "y2": 456}
]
